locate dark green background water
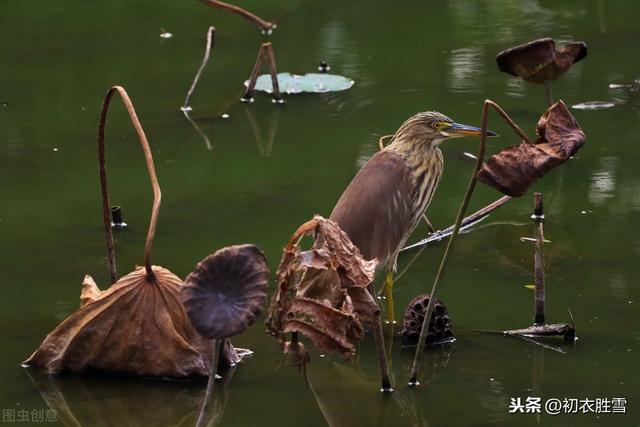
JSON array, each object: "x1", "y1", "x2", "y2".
[{"x1": 1, "y1": 0, "x2": 639, "y2": 426}]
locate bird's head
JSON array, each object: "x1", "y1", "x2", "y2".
[{"x1": 392, "y1": 111, "x2": 498, "y2": 147}]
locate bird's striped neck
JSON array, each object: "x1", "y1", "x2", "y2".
[
  {"x1": 385, "y1": 137, "x2": 444, "y2": 218},
  {"x1": 384, "y1": 136, "x2": 443, "y2": 177}
]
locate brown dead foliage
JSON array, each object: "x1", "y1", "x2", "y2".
[
  {"x1": 496, "y1": 38, "x2": 587, "y2": 84},
  {"x1": 182, "y1": 244, "x2": 269, "y2": 340},
  {"x1": 477, "y1": 100, "x2": 586, "y2": 197},
  {"x1": 24, "y1": 266, "x2": 214, "y2": 377},
  {"x1": 23, "y1": 86, "x2": 237, "y2": 379},
  {"x1": 266, "y1": 216, "x2": 379, "y2": 361}
]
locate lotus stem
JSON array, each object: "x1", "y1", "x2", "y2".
[
  {"x1": 242, "y1": 43, "x2": 281, "y2": 103},
  {"x1": 98, "y1": 86, "x2": 161, "y2": 281},
  {"x1": 367, "y1": 284, "x2": 393, "y2": 393},
  {"x1": 409, "y1": 99, "x2": 509, "y2": 385},
  {"x1": 533, "y1": 193, "x2": 546, "y2": 325},
  {"x1": 264, "y1": 43, "x2": 282, "y2": 102},
  {"x1": 195, "y1": 338, "x2": 223, "y2": 427},
  {"x1": 545, "y1": 83, "x2": 554, "y2": 107},
  {"x1": 200, "y1": 0, "x2": 276, "y2": 33},
  {"x1": 401, "y1": 195, "x2": 512, "y2": 252},
  {"x1": 486, "y1": 100, "x2": 532, "y2": 144},
  {"x1": 242, "y1": 43, "x2": 267, "y2": 102},
  {"x1": 182, "y1": 26, "x2": 216, "y2": 112}
]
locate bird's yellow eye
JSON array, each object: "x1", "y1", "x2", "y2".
[{"x1": 432, "y1": 122, "x2": 447, "y2": 129}]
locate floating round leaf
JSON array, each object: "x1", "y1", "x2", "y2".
[
  {"x1": 477, "y1": 100, "x2": 586, "y2": 197},
  {"x1": 496, "y1": 38, "x2": 587, "y2": 84},
  {"x1": 245, "y1": 72, "x2": 355, "y2": 94},
  {"x1": 182, "y1": 244, "x2": 269, "y2": 340}
]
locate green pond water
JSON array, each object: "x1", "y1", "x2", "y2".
[{"x1": 1, "y1": 0, "x2": 639, "y2": 426}]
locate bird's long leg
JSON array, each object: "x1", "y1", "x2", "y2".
[
  {"x1": 422, "y1": 214, "x2": 436, "y2": 234},
  {"x1": 383, "y1": 269, "x2": 395, "y2": 323}
]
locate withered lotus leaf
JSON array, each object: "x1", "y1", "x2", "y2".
[
  {"x1": 24, "y1": 266, "x2": 213, "y2": 378},
  {"x1": 496, "y1": 38, "x2": 587, "y2": 84},
  {"x1": 477, "y1": 100, "x2": 586, "y2": 197},
  {"x1": 266, "y1": 215, "x2": 379, "y2": 360},
  {"x1": 181, "y1": 244, "x2": 269, "y2": 340}
]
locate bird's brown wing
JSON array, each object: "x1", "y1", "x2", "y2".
[{"x1": 329, "y1": 150, "x2": 415, "y2": 267}]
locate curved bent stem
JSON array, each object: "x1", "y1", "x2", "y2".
[
  {"x1": 200, "y1": 0, "x2": 276, "y2": 33},
  {"x1": 486, "y1": 100, "x2": 532, "y2": 144},
  {"x1": 409, "y1": 99, "x2": 509, "y2": 385},
  {"x1": 98, "y1": 86, "x2": 161, "y2": 281},
  {"x1": 182, "y1": 26, "x2": 216, "y2": 112}
]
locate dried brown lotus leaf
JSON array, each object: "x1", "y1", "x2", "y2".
[
  {"x1": 496, "y1": 38, "x2": 587, "y2": 84},
  {"x1": 267, "y1": 215, "x2": 379, "y2": 360},
  {"x1": 80, "y1": 275, "x2": 103, "y2": 307},
  {"x1": 181, "y1": 244, "x2": 269, "y2": 340},
  {"x1": 289, "y1": 298, "x2": 364, "y2": 344},
  {"x1": 535, "y1": 99, "x2": 586, "y2": 158},
  {"x1": 24, "y1": 266, "x2": 212, "y2": 378},
  {"x1": 477, "y1": 100, "x2": 586, "y2": 197}
]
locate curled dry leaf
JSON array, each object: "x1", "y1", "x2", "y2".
[
  {"x1": 24, "y1": 266, "x2": 214, "y2": 378},
  {"x1": 266, "y1": 216, "x2": 379, "y2": 361},
  {"x1": 496, "y1": 38, "x2": 587, "y2": 84},
  {"x1": 477, "y1": 100, "x2": 586, "y2": 197},
  {"x1": 182, "y1": 244, "x2": 269, "y2": 340}
]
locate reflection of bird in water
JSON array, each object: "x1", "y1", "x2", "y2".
[{"x1": 330, "y1": 111, "x2": 496, "y2": 322}]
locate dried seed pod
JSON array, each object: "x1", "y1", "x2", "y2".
[
  {"x1": 182, "y1": 244, "x2": 269, "y2": 340},
  {"x1": 401, "y1": 294, "x2": 453, "y2": 347},
  {"x1": 496, "y1": 38, "x2": 587, "y2": 84}
]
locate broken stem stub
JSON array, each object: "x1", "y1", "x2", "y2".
[
  {"x1": 533, "y1": 192, "x2": 545, "y2": 325},
  {"x1": 110, "y1": 206, "x2": 127, "y2": 229},
  {"x1": 182, "y1": 26, "x2": 216, "y2": 112}
]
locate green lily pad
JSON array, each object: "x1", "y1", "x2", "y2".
[{"x1": 246, "y1": 72, "x2": 355, "y2": 94}]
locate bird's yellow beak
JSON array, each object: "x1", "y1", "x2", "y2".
[{"x1": 447, "y1": 122, "x2": 498, "y2": 137}]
